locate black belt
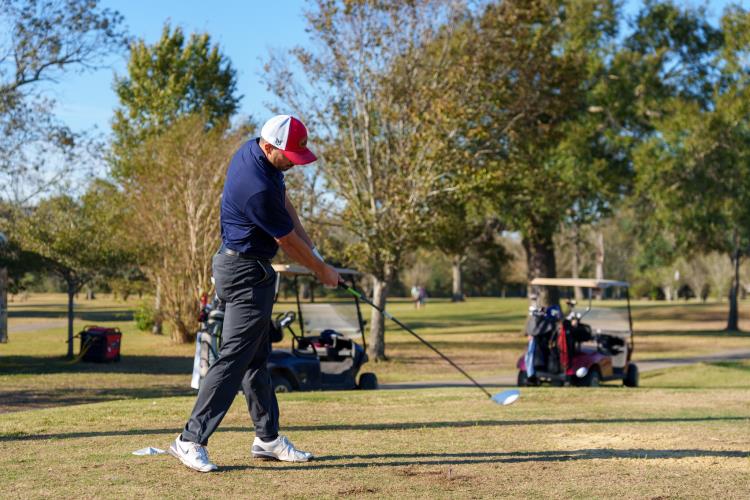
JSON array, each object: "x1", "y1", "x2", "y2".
[{"x1": 218, "y1": 244, "x2": 269, "y2": 261}]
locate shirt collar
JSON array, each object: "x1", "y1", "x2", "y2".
[{"x1": 249, "y1": 138, "x2": 283, "y2": 179}]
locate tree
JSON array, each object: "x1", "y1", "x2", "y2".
[
  {"x1": 633, "y1": 6, "x2": 750, "y2": 331},
  {"x1": 426, "y1": 194, "x2": 490, "y2": 301},
  {"x1": 111, "y1": 25, "x2": 243, "y2": 342},
  {"x1": 0, "y1": 0, "x2": 127, "y2": 203},
  {"x1": 264, "y1": 0, "x2": 468, "y2": 360},
  {"x1": 122, "y1": 115, "x2": 244, "y2": 343},
  {"x1": 112, "y1": 24, "x2": 240, "y2": 178},
  {"x1": 16, "y1": 181, "x2": 133, "y2": 357},
  {"x1": 0, "y1": 231, "x2": 7, "y2": 343},
  {"x1": 458, "y1": 0, "x2": 627, "y2": 307}
]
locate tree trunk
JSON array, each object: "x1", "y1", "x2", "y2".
[
  {"x1": 727, "y1": 248, "x2": 741, "y2": 332},
  {"x1": 368, "y1": 275, "x2": 390, "y2": 361},
  {"x1": 0, "y1": 267, "x2": 7, "y2": 343},
  {"x1": 152, "y1": 276, "x2": 163, "y2": 335},
  {"x1": 66, "y1": 280, "x2": 76, "y2": 358},
  {"x1": 523, "y1": 233, "x2": 559, "y2": 307},
  {"x1": 571, "y1": 226, "x2": 583, "y2": 301},
  {"x1": 595, "y1": 230, "x2": 604, "y2": 300},
  {"x1": 451, "y1": 254, "x2": 464, "y2": 302},
  {"x1": 171, "y1": 317, "x2": 191, "y2": 344}
]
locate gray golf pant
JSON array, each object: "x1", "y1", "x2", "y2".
[{"x1": 181, "y1": 252, "x2": 279, "y2": 445}]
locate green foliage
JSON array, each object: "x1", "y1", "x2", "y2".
[
  {"x1": 16, "y1": 182, "x2": 133, "y2": 290},
  {"x1": 634, "y1": 8, "x2": 750, "y2": 240},
  {"x1": 111, "y1": 24, "x2": 240, "y2": 178},
  {"x1": 133, "y1": 300, "x2": 156, "y2": 332},
  {"x1": 631, "y1": 5, "x2": 750, "y2": 326}
]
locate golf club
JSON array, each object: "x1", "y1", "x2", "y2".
[{"x1": 339, "y1": 281, "x2": 519, "y2": 406}]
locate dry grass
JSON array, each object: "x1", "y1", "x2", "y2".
[
  {"x1": 1, "y1": 294, "x2": 749, "y2": 497},
  {"x1": 0, "y1": 365, "x2": 748, "y2": 498}
]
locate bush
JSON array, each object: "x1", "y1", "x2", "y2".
[{"x1": 134, "y1": 301, "x2": 156, "y2": 331}]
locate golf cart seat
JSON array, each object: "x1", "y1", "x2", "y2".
[
  {"x1": 569, "y1": 322, "x2": 593, "y2": 342},
  {"x1": 596, "y1": 334, "x2": 624, "y2": 356},
  {"x1": 306, "y1": 329, "x2": 355, "y2": 361}
]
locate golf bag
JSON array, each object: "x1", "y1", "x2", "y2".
[
  {"x1": 524, "y1": 305, "x2": 570, "y2": 375},
  {"x1": 190, "y1": 295, "x2": 224, "y2": 389},
  {"x1": 190, "y1": 294, "x2": 285, "y2": 389}
]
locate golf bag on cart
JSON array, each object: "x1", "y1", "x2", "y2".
[{"x1": 524, "y1": 305, "x2": 573, "y2": 378}]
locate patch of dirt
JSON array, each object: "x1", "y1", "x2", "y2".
[
  {"x1": 397, "y1": 465, "x2": 475, "y2": 486},
  {"x1": 336, "y1": 485, "x2": 379, "y2": 496}
]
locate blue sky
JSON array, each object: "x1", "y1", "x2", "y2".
[
  {"x1": 50, "y1": 0, "x2": 312, "y2": 134},
  {"x1": 48, "y1": 0, "x2": 748, "y2": 137}
]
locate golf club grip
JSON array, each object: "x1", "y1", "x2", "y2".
[{"x1": 341, "y1": 282, "x2": 492, "y2": 399}]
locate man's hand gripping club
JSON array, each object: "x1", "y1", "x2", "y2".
[{"x1": 276, "y1": 230, "x2": 340, "y2": 287}]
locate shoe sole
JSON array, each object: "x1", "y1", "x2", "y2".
[
  {"x1": 168, "y1": 446, "x2": 218, "y2": 472},
  {"x1": 252, "y1": 451, "x2": 312, "y2": 463}
]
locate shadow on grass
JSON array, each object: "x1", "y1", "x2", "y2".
[
  {"x1": 8, "y1": 308, "x2": 134, "y2": 322},
  {"x1": 711, "y1": 361, "x2": 750, "y2": 371},
  {"x1": 0, "y1": 386, "x2": 195, "y2": 413},
  {"x1": 0, "y1": 355, "x2": 192, "y2": 375},
  {"x1": 224, "y1": 448, "x2": 749, "y2": 471},
  {"x1": 2, "y1": 416, "x2": 747, "y2": 442}
]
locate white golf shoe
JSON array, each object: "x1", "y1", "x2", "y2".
[
  {"x1": 168, "y1": 435, "x2": 218, "y2": 472},
  {"x1": 251, "y1": 435, "x2": 314, "y2": 462}
]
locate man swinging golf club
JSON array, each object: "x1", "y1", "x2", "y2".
[{"x1": 169, "y1": 115, "x2": 340, "y2": 472}]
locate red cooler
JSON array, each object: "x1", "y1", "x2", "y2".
[{"x1": 79, "y1": 326, "x2": 122, "y2": 362}]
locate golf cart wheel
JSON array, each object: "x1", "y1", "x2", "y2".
[
  {"x1": 272, "y1": 374, "x2": 293, "y2": 394},
  {"x1": 624, "y1": 363, "x2": 639, "y2": 387},
  {"x1": 517, "y1": 370, "x2": 528, "y2": 387},
  {"x1": 582, "y1": 367, "x2": 601, "y2": 387},
  {"x1": 358, "y1": 372, "x2": 378, "y2": 390}
]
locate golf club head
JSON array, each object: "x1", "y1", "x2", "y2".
[
  {"x1": 575, "y1": 366, "x2": 589, "y2": 378},
  {"x1": 491, "y1": 389, "x2": 520, "y2": 406}
]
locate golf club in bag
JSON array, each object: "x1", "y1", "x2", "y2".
[{"x1": 339, "y1": 281, "x2": 519, "y2": 406}]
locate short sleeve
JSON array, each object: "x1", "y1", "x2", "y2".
[{"x1": 244, "y1": 190, "x2": 294, "y2": 238}]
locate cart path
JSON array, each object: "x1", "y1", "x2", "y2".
[
  {"x1": 380, "y1": 348, "x2": 750, "y2": 390},
  {"x1": 8, "y1": 319, "x2": 68, "y2": 333}
]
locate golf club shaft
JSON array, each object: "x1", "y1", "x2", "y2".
[{"x1": 339, "y1": 282, "x2": 493, "y2": 399}]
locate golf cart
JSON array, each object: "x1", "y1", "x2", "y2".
[
  {"x1": 517, "y1": 278, "x2": 638, "y2": 388},
  {"x1": 191, "y1": 264, "x2": 377, "y2": 393}
]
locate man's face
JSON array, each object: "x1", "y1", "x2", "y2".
[{"x1": 263, "y1": 143, "x2": 295, "y2": 171}]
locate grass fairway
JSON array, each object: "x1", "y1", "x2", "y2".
[
  {"x1": 2, "y1": 294, "x2": 749, "y2": 497},
  {"x1": 1, "y1": 364, "x2": 749, "y2": 498}
]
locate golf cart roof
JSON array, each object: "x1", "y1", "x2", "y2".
[
  {"x1": 530, "y1": 278, "x2": 629, "y2": 289},
  {"x1": 272, "y1": 264, "x2": 360, "y2": 276}
]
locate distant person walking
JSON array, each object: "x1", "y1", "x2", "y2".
[
  {"x1": 418, "y1": 286, "x2": 427, "y2": 309},
  {"x1": 411, "y1": 285, "x2": 420, "y2": 308},
  {"x1": 169, "y1": 115, "x2": 340, "y2": 473}
]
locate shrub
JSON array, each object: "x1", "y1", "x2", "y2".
[{"x1": 134, "y1": 301, "x2": 156, "y2": 331}]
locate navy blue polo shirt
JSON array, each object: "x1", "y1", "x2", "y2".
[{"x1": 220, "y1": 138, "x2": 294, "y2": 258}]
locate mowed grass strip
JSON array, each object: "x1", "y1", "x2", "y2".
[
  {"x1": 1, "y1": 362, "x2": 748, "y2": 498},
  {"x1": 2, "y1": 295, "x2": 749, "y2": 409}
]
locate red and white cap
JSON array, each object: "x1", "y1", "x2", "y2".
[{"x1": 260, "y1": 115, "x2": 317, "y2": 165}]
